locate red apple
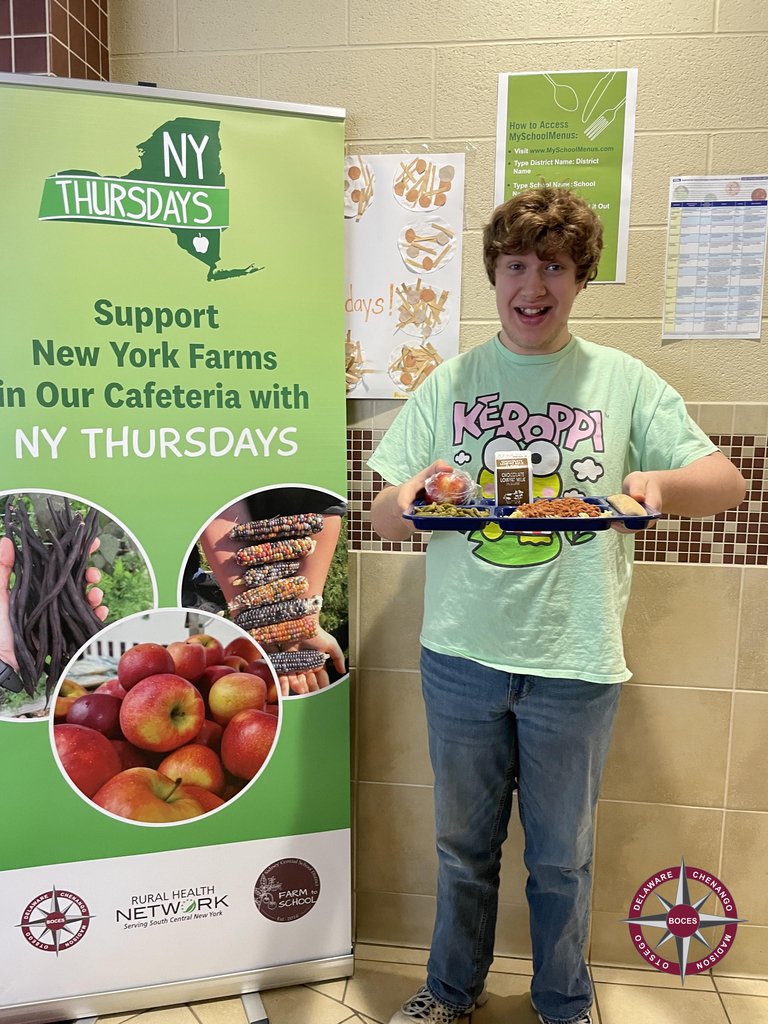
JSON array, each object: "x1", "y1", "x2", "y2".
[
  {"x1": 110, "y1": 739, "x2": 151, "y2": 770},
  {"x1": 95, "y1": 678, "x2": 127, "y2": 699},
  {"x1": 93, "y1": 767, "x2": 205, "y2": 823},
  {"x1": 263, "y1": 703, "x2": 280, "y2": 717},
  {"x1": 221, "y1": 709, "x2": 278, "y2": 780},
  {"x1": 66, "y1": 693, "x2": 123, "y2": 738},
  {"x1": 223, "y1": 636, "x2": 261, "y2": 662},
  {"x1": 166, "y1": 641, "x2": 207, "y2": 682},
  {"x1": 54, "y1": 724, "x2": 122, "y2": 798},
  {"x1": 424, "y1": 468, "x2": 473, "y2": 504},
  {"x1": 208, "y1": 672, "x2": 267, "y2": 726},
  {"x1": 247, "y1": 659, "x2": 278, "y2": 703},
  {"x1": 183, "y1": 785, "x2": 224, "y2": 812},
  {"x1": 194, "y1": 718, "x2": 223, "y2": 752},
  {"x1": 158, "y1": 744, "x2": 225, "y2": 795},
  {"x1": 195, "y1": 664, "x2": 235, "y2": 703},
  {"x1": 246, "y1": 658, "x2": 273, "y2": 683},
  {"x1": 222, "y1": 655, "x2": 250, "y2": 671},
  {"x1": 185, "y1": 634, "x2": 224, "y2": 666},
  {"x1": 118, "y1": 643, "x2": 174, "y2": 691},
  {"x1": 119, "y1": 674, "x2": 205, "y2": 752},
  {"x1": 222, "y1": 773, "x2": 248, "y2": 799}
]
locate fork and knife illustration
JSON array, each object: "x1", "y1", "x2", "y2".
[{"x1": 543, "y1": 70, "x2": 625, "y2": 140}]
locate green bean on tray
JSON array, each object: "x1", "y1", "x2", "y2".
[{"x1": 416, "y1": 502, "x2": 491, "y2": 517}]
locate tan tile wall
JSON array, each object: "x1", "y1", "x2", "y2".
[{"x1": 110, "y1": 0, "x2": 768, "y2": 978}]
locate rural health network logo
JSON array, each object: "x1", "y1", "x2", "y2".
[
  {"x1": 115, "y1": 885, "x2": 229, "y2": 931},
  {"x1": 17, "y1": 886, "x2": 93, "y2": 954},
  {"x1": 624, "y1": 858, "x2": 746, "y2": 983}
]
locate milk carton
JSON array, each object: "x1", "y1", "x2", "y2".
[{"x1": 494, "y1": 450, "x2": 533, "y2": 506}]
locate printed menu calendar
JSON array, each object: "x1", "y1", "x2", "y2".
[{"x1": 662, "y1": 175, "x2": 768, "y2": 340}]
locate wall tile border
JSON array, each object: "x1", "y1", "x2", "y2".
[{"x1": 347, "y1": 425, "x2": 767, "y2": 567}]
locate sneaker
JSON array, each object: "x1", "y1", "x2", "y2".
[
  {"x1": 389, "y1": 984, "x2": 489, "y2": 1024},
  {"x1": 536, "y1": 1012, "x2": 591, "y2": 1024}
]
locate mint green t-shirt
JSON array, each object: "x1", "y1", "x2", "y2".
[{"x1": 368, "y1": 336, "x2": 716, "y2": 683}]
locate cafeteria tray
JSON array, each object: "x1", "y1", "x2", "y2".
[{"x1": 403, "y1": 497, "x2": 661, "y2": 533}]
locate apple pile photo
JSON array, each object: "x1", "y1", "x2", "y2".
[{"x1": 52, "y1": 632, "x2": 279, "y2": 824}]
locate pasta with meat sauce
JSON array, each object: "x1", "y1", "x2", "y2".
[{"x1": 508, "y1": 497, "x2": 613, "y2": 519}]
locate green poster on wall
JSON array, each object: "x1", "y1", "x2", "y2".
[
  {"x1": 495, "y1": 69, "x2": 638, "y2": 283},
  {"x1": 0, "y1": 75, "x2": 351, "y2": 1022}
]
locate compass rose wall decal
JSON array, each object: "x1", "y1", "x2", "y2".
[{"x1": 623, "y1": 858, "x2": 746, "y2": 983}]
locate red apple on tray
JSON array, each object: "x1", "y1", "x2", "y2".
[
  {"x1": 208, "y1": 673, "x2": 267, "y2": 727},
  {"x1": 119, "y1": 674, "x2": 205, "y2": 752},
  {"x1": 54, "y1": 724, "x2": 122, "y2": 798},
  {"x1": 166, "y1": 641, "x2": 207, "y2": 682},
  {"x1": 118, "y1": 643, "x2": 174, "y2": 691},
  {"x1": 158, "y1": 744, "x2": 225, "y2": 795},
  {"x1": 424, "y1": 469, "x2": 473, "y2": 504},
  {"x1": 66, "y1": 693, "x2": 123, "y2": 738},
  {"x1": 185, "y1": 634, "x2": 224, "y2": 666},
  {"x1": 221, "y1": 708, "x2": 278, "y2": 780},
  {"x1": 93, "y1": 767, "x2": 205, "y2": 823}
]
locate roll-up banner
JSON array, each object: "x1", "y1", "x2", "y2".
[{"x1": 0, "y1": 75, "x2": 351, "y2": 1023}]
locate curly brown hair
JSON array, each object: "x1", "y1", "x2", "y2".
[{"x1": 483, "y1": 187, "x2": 603, "y2": 285}]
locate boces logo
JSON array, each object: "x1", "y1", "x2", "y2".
[
  {"x1": 623, "y1": 858, "x2": 746, "y2": 983},
  {"x1": 17, "y1": 886, "x2": 93, "y2": 954},
  {"x1": 38, "y1": 117, "x2": 261, "y2": 282}
]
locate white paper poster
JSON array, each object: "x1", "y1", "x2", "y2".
[
  {"x1": 344, "y1": 153, "x2": 465, "y2": 399},
  {"x1": 662, "y1": 174, "x2": 768, "y2": 339}
]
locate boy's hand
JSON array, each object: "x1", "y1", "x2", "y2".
[{"x1": 611, "y1": 472, "x2": 662, "y2": 534}]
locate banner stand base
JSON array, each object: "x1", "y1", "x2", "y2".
[
  {"x1": 7, "y1": 953, "x2": 353, "y2": 1024},
  {"x1": 52, "y1": 1000, "x2": 267, "y2": 1024},
  {"x1": 241, "y1": 992, "x2": 269, "y2": 1024}
]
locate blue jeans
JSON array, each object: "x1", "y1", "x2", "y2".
[{"x1": 421, "y1": 647, "x2": 622, "y2": 1024}]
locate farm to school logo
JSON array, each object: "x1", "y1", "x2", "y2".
[
  {"x1": 624, "y1": 859, "x2": 746, "y2": 983},
  {"x1": 254, "y1": 858, "x2": 320, "y2": 923},
  {"x1": 17, "y1": 886, "x2": 92, "y2": 953}
]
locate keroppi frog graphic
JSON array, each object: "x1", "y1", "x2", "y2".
[{"x1": 451, "y1": 396, "x2": 607, "y2": 568}]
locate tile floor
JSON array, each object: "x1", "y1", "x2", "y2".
[{"x1": 91, "y1": 945, "x2": 768, "y2": 1024}]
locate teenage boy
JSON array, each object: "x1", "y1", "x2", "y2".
[{"x1": 368, "y1": 187, "x2": 745, "y2": 1024}]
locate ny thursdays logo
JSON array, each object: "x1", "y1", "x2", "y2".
[
  {"x1": 38, "y1": 117, "x2": 261, "y2": 281},
  {"x1": 623, "y1": 858, "x2": 746, "y2": 983}
]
